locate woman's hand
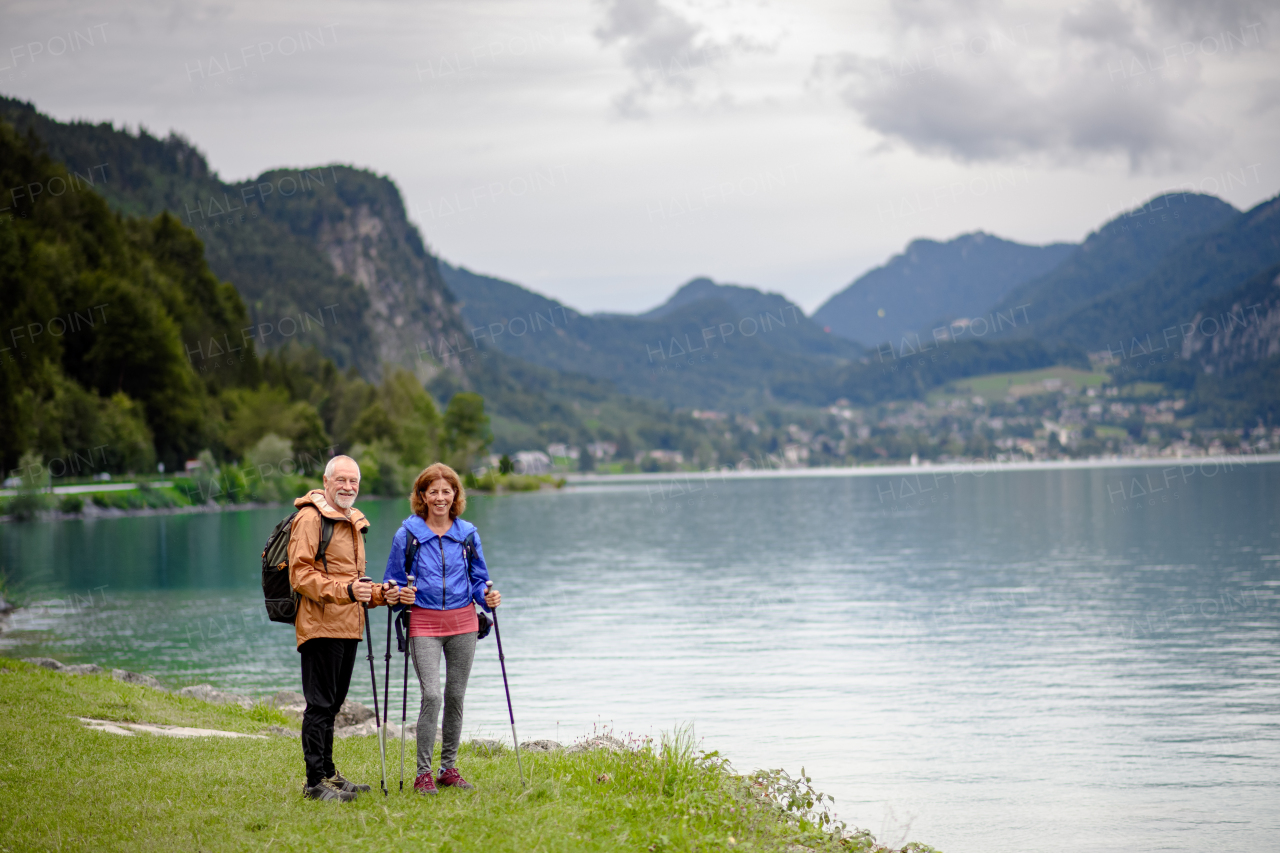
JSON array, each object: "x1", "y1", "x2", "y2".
[
  {"x1": 484, "y1": 586, "x2": 501, "y2": 609},
  {"x1": 397, "y1": 585, "x2": 417, "y2": 606}
]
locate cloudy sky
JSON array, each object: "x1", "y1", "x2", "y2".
[{"x1": 4, "y1": 0, "x2": 1277, "y2": 313}]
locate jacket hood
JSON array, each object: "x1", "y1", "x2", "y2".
[
  {"x1": 401, "y1": 514, "x2": 475, "y2": 542},
  {"x1": 296, "y1": 488, "x2": 369, "y2": 530}
]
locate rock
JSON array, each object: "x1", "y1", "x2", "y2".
[
  {"x1": 63, "y1": 664, "x2": 103, "y2": 675},
  {"x1": 567, "y1": 734, "x2": 629, "y2": 754},
  {"x1": 266, "y1": 725, "x2": 300, "y2": 738},
  {"x1": 176, "y1": 684, "x2": 254, "y2": 710},
  {"x1": 520, "y1": 739, "x2": 562, "y2": 753},
  {"x1": 112, "y1": 669, "x2": 164, "y2": 690},
  {"x1": 78, "y1": 717, "x2": 266, "y2": 740},
  {"x1": 334, "y1": 719, "x2": 412, "y2": 739},
  {"x1": 267, "y1": 696, "x2": 378, "y2": 730},
  {"x1": 335, "y1": 699, "x2": 373, "y2": 728},
  {"x1": 269, "y1": 690, "x2": 307, "y2": 718},
  {"x1": 270, "y1": 690, "x2": 306, "y2": 707},
  {"x1": 23, "y1": 658, "x2": 102, "y2": 675},
  {"x1": 467, "y1": 738, "x2": 504, "y2": 756},
  {"x1": 595, "y1": 772, "x2": 612, "y2": 784},
  {"x1": 334, "y1": 720, "x2": 377, "y2": 738}
]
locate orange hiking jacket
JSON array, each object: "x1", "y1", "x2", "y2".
[{"x1": 287, "y1": 489, "x2": 386, "y2": 648}]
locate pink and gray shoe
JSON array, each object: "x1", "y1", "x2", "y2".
[
  {"x1": 413, "y1": 773, "x2": 438, "y2": 795},
  {"x1": 436, "y1": 767, "x2": 474, "y2": 790}
]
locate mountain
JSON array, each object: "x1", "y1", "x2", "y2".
[
  {"x1": 639, "y1": 277, "x2": 859, "y2": 358},
  {"x1": 1124, "y1": 264, "x2": 1280, "y2": 429},
  {"x1": 0, "y1": 96, "x2": 468, "y2": 381},
  {"x1": 0, "y1": 116, "x2": 509, "y2": 481},
  {"x1": 813, "y1": 232, "x2": 1075, "y2": 346},
  {"x1": 5, "y1": 97, "x2": 841, "y2": 463},
  {"x1": 440, "y1": 264, "x2": 862, "y2": 411},
  {"x1": 1180, "y1": 265, "x2": 1280, "y2": 375},
  {"x1": 0, "y1": 120, "x2": 255, "y2": 470},
  {"x1": 1036, "y1": 193, "x2": 1280, "y2": 353},
  {"x1": 990, "y1": 193, "x2": 1239, "y2": 343}
]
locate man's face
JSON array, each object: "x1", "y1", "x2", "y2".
[{"x1": 324, "y1": 460, "x2": 361, "y2": 510}]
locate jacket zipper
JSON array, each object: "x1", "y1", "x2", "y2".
[{"x1": 439, "y1": 538, "x2": 447, "y2": 610}]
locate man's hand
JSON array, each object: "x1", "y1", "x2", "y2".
[{"x1": 353, "y1": 577, "x2": 373, "y2": 604}]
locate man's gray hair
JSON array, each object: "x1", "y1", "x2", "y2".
[{"x1": 324, "y1": 455, "x2": 360, "y2": 479}]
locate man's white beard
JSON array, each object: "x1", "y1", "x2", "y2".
[{"x1": 335, "y1": 492, "x2": 356, "y2": 509}]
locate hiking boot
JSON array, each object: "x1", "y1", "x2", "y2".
[
  {"x1": 413, "y1": 772, "x2": 439, "y2": 795},
  {"x1": 437, "y1": 767, "x2": 474, "y2": 790},
  {"x1": 303, "y1": 779, "x2": 356, "y2": 802},
  {"x1": 327, "y1": 770, "x2": 371, "y2": 794}
]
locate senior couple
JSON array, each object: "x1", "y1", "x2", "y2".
[{"x1": 287, "y1": 456, "x2": 500, "y2": 802}]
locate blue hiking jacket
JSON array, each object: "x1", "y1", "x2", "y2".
[{"x1": 383, "y1": 515, "x2": 492, "y2": 612}]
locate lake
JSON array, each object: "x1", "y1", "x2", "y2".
[{"x1": 3, "y1": 462, "x2": 1278, "y2": 852}]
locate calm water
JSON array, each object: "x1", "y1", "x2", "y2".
[{"x1": 3, "y1": 464, "x2": 1278, "y2": 852}]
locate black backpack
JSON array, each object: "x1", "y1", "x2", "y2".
[
  {"x1": 261, "y1": 506, "x2": 335, "y2": 624},
  {"x1": 395, "y1": 529, "x2": 491, "y2": 646}
]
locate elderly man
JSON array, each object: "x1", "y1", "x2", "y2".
[{"x1": 289, "y1": 454, "x2": 389, "y2": 802}]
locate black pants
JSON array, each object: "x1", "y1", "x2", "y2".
[{"x1": 300, "y1": 637, "x2": 359, "y2": 786}]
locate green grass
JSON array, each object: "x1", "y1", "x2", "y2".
[
  {"x1": 467, "y1": 472, "x2": 566, "y2": 493},
  {"x1": 930, "y1": 366, "x2": 1109, "y2": 403},
  {"x1": 1111, "y1": 381, "x2": 1166, "y2": 399},
  {"x1": 0, "y1": 660, "x2": 937, "y2": 852}
]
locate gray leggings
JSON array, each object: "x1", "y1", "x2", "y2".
[{"x1": 411, "y1": 632, "x2": 477, "y2": 775}]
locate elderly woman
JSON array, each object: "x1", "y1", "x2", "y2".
[{"x1": 383, "y1": 463, "x2": 501, "y2": 794}]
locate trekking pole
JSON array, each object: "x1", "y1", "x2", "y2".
[
  {"x1": 382, "y1": 579, "x2": 397, "y2": 795},
  {"x1": 398, "y1": 572, "x2": 414, "y2": 792},
  {"x1": 359, "y1": 579, "x2": 388, "y2": 797},
  {"x1": 486, "y1": 581, "x2": 524, "y2": 788}
]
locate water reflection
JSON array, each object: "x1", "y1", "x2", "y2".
[{"x1": 2, "y1": 466, "x2": 1277, "y2": 853}]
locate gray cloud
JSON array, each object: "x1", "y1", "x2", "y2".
[
  {"x1": 593, "y1": 0, "x2": 759, "y2": 117},
  {"x1": 818, "y1": 0, "x2": 1274, "y2": 170}
]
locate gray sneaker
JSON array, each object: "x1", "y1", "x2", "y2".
[
  {"x1": 304, "y1": 779, "x2": 357, "y2": 802},
  {"x1": 327, "y1": 771, "x2": 371, "y2": 793}
]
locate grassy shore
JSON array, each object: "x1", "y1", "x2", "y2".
[{"x1": 0, "y1": 660, "x2": 939, "y2": 852}]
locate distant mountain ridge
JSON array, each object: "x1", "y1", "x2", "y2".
[
  {"x1": 990, "y1": 192, "x2": 1239, "y2": 346},
  {"x1": 813, "y1": 232, "x2": 1075, "y2": 346},
  {"x1": 1035, "y1": 193, "x2": 1280, "y2": 354},
  {"x1": 11, "y1": 94, "x2": 1279, "y2": 458},
  {"x1": 441, "y1": 265, "x2": 862, "y2": 410}
]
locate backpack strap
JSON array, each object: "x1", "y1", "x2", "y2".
[
  {"x1": 403, "y1": 528, "x2": 420, "y2": 579},
  {"x1": 462, "y1": 532, "x2": 493, "y2": 639},
  {"x1": 312, "y1": 506, "x2": 335, "y2": 573},
  {"x1": 461, "y1": 532, "x2": 477, "y2": 595}
]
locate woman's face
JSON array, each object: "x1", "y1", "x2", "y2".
[{"x1": 424, "y1": 478, "x2": 455, "y2": 518}]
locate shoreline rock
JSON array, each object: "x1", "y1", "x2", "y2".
[
  {"x1": 177, "y1": 684, "x2": 253, "y2": 710},
  {"x1": 112, "y1": 669, "x2": 165, "y2": 690},
  {"x1": 567, "y1": 734, "x2": 629, "y2": 753},
  {"x1": 520, "y1": 739, "x2": 563, "y2": 753},
  {"x1": 25, "y1": 658, "x2": 104, "y2": 676}
]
